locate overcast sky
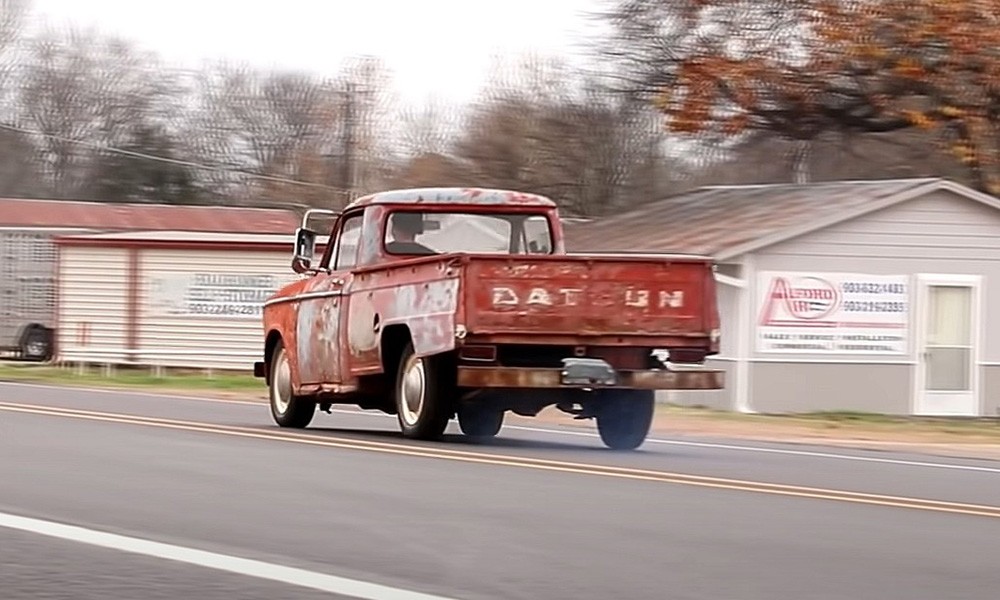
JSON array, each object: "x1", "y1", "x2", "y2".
[{"x1": 29, "y1": 0, "x2": 605, "y2": 106}]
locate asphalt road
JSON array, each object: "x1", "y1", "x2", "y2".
[{"x1": 1, "y1": 381, "x2": 999, "y2": 599}]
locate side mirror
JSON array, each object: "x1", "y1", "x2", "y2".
[
  {"x1": 290, "y1": 208, "x2": 339, "y2": 275},
  {"x1": 292, "y1": 227, "x2": 318, "y2": 274}
]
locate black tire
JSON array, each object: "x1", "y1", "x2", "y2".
[
  {"x1": 457, "y1": 403, "x2": 504, "y2": 439},
  {"x1": 595, "y1": 389, "x2": 655, "y2": 451},
  {"x1": 394, "y1": 341, "x2": 452, "y2": 440},
  {"x1": 269, "y1": 342, "x2": 316, "y2": 428},
  {"x1": 20, "y1": 325, "x2": 53, "y2": 362}
]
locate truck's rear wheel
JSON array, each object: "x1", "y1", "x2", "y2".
[
  {"x1": 395, "y1": 342, "x2": 452, "y2": 440},
  {"x1": 595, "y1": 389, "x2": 655, "y2": 450},
  {"x1": 457, "y1": 403, "x2": 504, "y2": 439},
  {"x1": 269, "y1": 343, "x2": 316, "y2": 428}
]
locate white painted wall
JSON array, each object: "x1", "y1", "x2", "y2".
[
  {"x1": 57, "y1": 246, "x2": 130, "y2": 363},
  {"x1": 748, "y1": 189, "x2": 1000, "y2": 415},
  {"x1": 138, "y1": 249, "x2": 300, "y2": 370},
  {"x1": 57, "y1": 244, "x2": 301, "y2": 370}
]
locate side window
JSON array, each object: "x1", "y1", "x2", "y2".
[{"x1": 334, "y1": 215, "x2": 363, "y2": 271}]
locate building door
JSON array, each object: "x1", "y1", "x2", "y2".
[{"x1": 914, "y1": 275, "x2": 981, "y2": 416}]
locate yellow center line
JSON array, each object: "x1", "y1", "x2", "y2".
[{"x1": 3, "y1": 401, "x2": 999, "y2": 520}]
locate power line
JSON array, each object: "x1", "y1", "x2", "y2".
[{"x1": 0, "y1": 122, "x2": 355, "y2": 198}]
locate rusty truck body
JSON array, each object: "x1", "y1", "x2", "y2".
[{"x1": 254, "y1": 187, "x2": 723, "y2": 450}]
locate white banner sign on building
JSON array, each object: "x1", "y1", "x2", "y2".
[
  {"x1": 756, "y1": 271, "x2": 909, "y2": 354},
  {"x1": 147, "y1": 273, "x2": 283, "y2": 319}
]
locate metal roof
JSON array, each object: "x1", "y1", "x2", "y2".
[
  {"x1": 53, "y1": 229, "x2": 331, "y2": 250},
  {"x1": 56, "y1": 230, "x2": 300, "y2": 244},
  {"x1": 566, "y1": 178, "x2": 1000, "y2": 261},
  {"x1": 0, "y1": 198, "x2": 300, "y2": 233},
  {"x1": 347, "y1": 187, "x2": 557, "y2": 209}
]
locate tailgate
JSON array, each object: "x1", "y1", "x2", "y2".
[{"x1": 462, "y1": 255, "x2": 717, "y2": 339}]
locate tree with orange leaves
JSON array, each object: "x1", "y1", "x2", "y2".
[{"x1": 600, "y1": 0, "x2": 1000, "y2": 193}]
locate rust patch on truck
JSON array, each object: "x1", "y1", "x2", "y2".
[
  {"x1": 347, "y1": 258, "x2": 461, "y2": 375},
  {"x1": 348, "y1": 187, "x2": 557, "y2": 209},
  {"x1": 463, "y1": 255, "x2": 714, "y2": 341},
  {"x1": 292, "y1": 276, "x2": 345, "y2": 384},
  {"x1": 456, "y1": 366, "x2": 724, "y2": 390},
  {"x1": 261, "y1": 276, "x2": 310, "y2": 388}
]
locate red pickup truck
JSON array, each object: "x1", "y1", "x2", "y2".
[{"x1": 254, "y1": 188, "x2": 723, "y2": 450}]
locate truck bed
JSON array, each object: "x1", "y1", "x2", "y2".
[{"x1": 342, "y1": 252, "x2": 720, "y2": 381}]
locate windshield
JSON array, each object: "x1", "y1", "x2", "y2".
[{"x1": 384, "y1": 211, "x2": 553, "y2": 256}]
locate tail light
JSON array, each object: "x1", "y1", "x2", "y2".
[
  {"x1": 459, "y1": 344, "x2": 497, "y2": 362},
  {"x1": 669, "y1": 349, "x2": 708, "y2": 364}
]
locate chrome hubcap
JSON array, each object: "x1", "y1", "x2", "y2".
[
  {"x1": 272, "y1": 350, "x2": 292, "y2": 415},
  {"x1": 399, "y1": 354, "x2": 426, "y2": 427}
]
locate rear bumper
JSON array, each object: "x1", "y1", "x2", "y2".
[
  {"x1": 456, "y1": 365, "x2": 724, "y2": 390},
  {"x1": 254, "y1": 361, "x2": 266, "y2": 378}
]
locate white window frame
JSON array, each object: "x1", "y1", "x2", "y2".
[{"x1": 911, "y1": 273, "x2": 983, "y2": 416}]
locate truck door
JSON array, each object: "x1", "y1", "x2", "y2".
[{"x1": 296, "y1": 212, "x2": 362, "y2": 386}]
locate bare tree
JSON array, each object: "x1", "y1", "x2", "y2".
[
  {"x1": 396, "y1": 97, "x2": 456, "y2": 160},
  {"x1": 15, "y1": 27, "x2": 187, "y2": 200},
  {"x1": 452, "y1": 55, "x2": 665, "y2": 216},
  {"x1": 186, "y1": 55, "x2": 396, "y2": 207},
  {"x1": 666, "y1": 128, "x2": 972, "y2": 192},
  {"x1": 335, "y1": 55, "x2": 395, "y2": 196},
  {"x1": 0, "y1": 0, "x2": 27, "y2": 64},
  {"x1": 0, "y1": 127, "x2": 39, "y2": 196},
  {"x1": 0, "y1": 0, "x2": 39, "y2": 197},
  {"x1": 189, "y1": 63, "x2": 340, "y2": 205}
]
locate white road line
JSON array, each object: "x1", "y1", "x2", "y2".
[
  {"x1": 5, "y1": 381, "x2": 999, "y2": 474},
  {"x1": 499, "y1": 424, "x2": 1000, "y2": 474},
  {"x1": 325, "y1": 409, "x2": 1000, "y2": 474},
  {"x1": 0, "y1": 381, "x2": 262, "y2": 406},
  {"x1": 0, "y1": 512, "x2": 455, "y2": 600}
]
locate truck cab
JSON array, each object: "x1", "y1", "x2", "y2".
[{"x1": 255, "y1": 187, "x2": 723, "y2": 450}]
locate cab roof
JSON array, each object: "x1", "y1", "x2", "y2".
[{"x1": 346, "y1": 187, "x2": 557, "y2": 209}]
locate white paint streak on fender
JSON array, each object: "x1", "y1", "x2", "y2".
[{"x1": 386, "y1": 278, "x2": 460, "y2": 357}]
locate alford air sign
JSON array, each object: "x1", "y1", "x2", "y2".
[{"x1": 755, "y1": 271, "x2": 909, "y2": 354}]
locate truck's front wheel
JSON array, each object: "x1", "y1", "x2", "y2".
[
  {"x1": 269, "y1": 342, "x2": 316, "y2": 428},
  {"x1": 595, "y1": 390, "x2": 655, "y2": 450},
  {"x1": 395, "y1": 342, "x2": 452, "y2": 440}
]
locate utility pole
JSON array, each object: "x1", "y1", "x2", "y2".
[
  {"x1": 793, "y1": 139, "x2": 811, "y2": 184},
  {"x1": 341, "y1": 81, "x2": 355, "y2": 200}
]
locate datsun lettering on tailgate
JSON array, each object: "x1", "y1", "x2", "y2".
[{"x1": 254, "y1": 188, "x2": 723, "y2": 450}]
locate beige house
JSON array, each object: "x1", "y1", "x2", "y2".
[
  {"x1": 54, "y1": 231, "x2": 304, "y2": 371},
  {"x1": 0, "y1": 198, "x2": 298, "y2": 362},
  {"x1": 568, "y1": 178, "x2": 1000, "y2": 417}
]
